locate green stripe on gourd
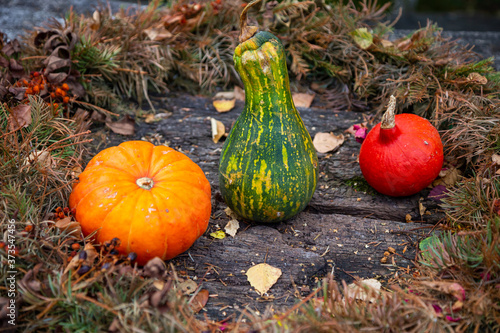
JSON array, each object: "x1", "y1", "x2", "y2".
[{"x1": 219, "y1": 20, "x2": 318, "y2": 223}]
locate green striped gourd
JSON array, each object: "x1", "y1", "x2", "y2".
[{"x1": 218, "y1": 1, "x2": 318, "y2": 223}]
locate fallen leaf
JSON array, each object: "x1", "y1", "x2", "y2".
[
  {"x1": 428, "y1": 185, "x2": 448, "y2": 202},
  {"x1": 144, "y1": 113, "x2": 157, "y2": 123},
  {"x1": 345, "y1": 122, "x2": 367, "y2": 136},
  {"x1": 213, "y1": 91, "x2": 236, "y2": 112},
  {"x1": 179, "y1": 279, "x2": 197, "y2": 295},
  {"x1": 144, "y1": 26, "x2": 173, "y2": 41},
  {"x1": 346, "y1": 123, "x2": 369, "y2": 144},
  {"x1": 467, "y1": 72, "x2": 487, "y2": 85},
  {"x1": 292, "y1": 92, "x2": 315, "y2": 108},
  {"x1": 420, "y1": 281, "x2": 465, "y2": 301},
  {"x1": 106, "y1": 115, "x2": 135, "y2": 135},
  {"x1": 9, "y1": 104, "x2": 31, "y2": 130},
  {"x1": 418, "y1": 198, "x2": 426, "y2": 216},
  {"x1": 210, "y1": 230, "x2": 226, "y2": 239},
  {"x1": 23, "y1": 150, "x2": 56, "y2": 169},
  {"x1": 246, "y1": 263, "x2": 282, "y2": 296},
  {"x1": 63, "y1": 243, "x2": 98, "y2": 275},
  {"x1": 224, "y1": 207, "x2": 239, "y2": 220},
  {"x1": 433, "y1": 167, "x2": 461, "y2": 187},
  {"x1": 63, "y1": 255, "x2": 80, "y2": 275},
  {"x1": 210, "y1": 118, "x2": 225, "y2": 143},
  {"x1": 83, "y1": 243, "x2": 98, "y2": 264},
  {"x1": 346, "y1": 279, "x2": 381, "y2": 302},
  {"x1": 55, "y1": 216, "x2": 81, "y2": 237},
  {"x1": 190, "y1": 289, "x2": 209, "y2": 313},
  {"x1": 153, "y1": 280, "x2": 165, "y2": 290},
  {"x1": 213, "y1": 99, "x2": 235, "y2": 113},
  {"x1": 350, "y1": 28, "x2": 373, "y2": 50},
  {"x1": 379, "y1": 39, "x2": 393, "y2": 48},
  {"x1": 70, "y1": 166, "x2": 83, "y2": 179},
  {"x1": 143, "y1": 257, "x2": 167, "y2": 278},
  {"x1": 492, "y1": 154, "x2": 500, "y2": 165},
  {"x1": 234, "y1": 86, "x2": 245, "y2": 101},
  {"x1": 224, "y1": 219, "x2": 239, "y2": 237},
  {"x1": 313, "y1": 132, "x2": 345, "y2": 153}
]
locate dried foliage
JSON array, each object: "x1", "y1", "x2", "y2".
[{"x1": 0, "y1": 96, "x2": 89, "y2": 221}]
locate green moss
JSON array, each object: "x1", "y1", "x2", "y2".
[{"x1": 344, "y1": 176, "x2": 376, "y2": 195}]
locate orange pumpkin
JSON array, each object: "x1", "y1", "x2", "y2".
[{"x1": 69, "y1": 141, "x2": 211, "y2": 265}]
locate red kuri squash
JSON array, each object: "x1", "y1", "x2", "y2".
[
  {"x1": 359, "y1": 96, "x2": 443, "y2": 197},
  {"x1": 69, "y1": 141, "x2": 211, "y2": 265}
]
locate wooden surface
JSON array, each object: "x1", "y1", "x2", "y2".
[{"x1": 90, "y1": 93, "x2": 443, "y2": 320}]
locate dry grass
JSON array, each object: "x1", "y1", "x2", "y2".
[{"x1": 0, "y1": 0, "x2": 499, "y2": 331}]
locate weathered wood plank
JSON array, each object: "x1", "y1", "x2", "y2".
[{"x1": 89, "y1": 92, "x2": 441, "y2": 320}]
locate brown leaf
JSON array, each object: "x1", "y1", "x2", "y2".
[
  {"x1": 65, "y1": 76, "x2": 86, "y2": 98},
  {"x1": 8, "y1": 86, "x2": 26, "y2": 100},
  {"x1": 179, "y1": 279, "x2": 198, "y2": 295},
  {"x1": 148, "y1": 279, "x2": 173, "y2": 313},
  {"x1": 143, "y1": 257, "x2": 166, "y2": 278},
  {"x1": 292, "y1": 92, "x2": 315, "y2": 108},
  {"x1": 246, "y1": 263, "x2": 282, "y2": 296},
  {"x1": 144, "y1": 113, "x2": 156, "y2": 123},
  {"x1": 313, "y1": 132, "x2": 345, "y2": 153},
  {"x1": 55, "y1": 216, "x2": 82, "y2": 238},
  {"x1": 144, "y1": 26, "x2": 173, "y2": 41},
  {"x1": 0, "y1": 56, "x2": 9, "y2": 68},
  {"x1": 467, "y1": 72, "x2": 487, "y2": 85},
  {"x1": 2, "y1": 39, "x2": 21, "y2": 56},
  {"x1": 346, "y1": 279, "x2": 381, "y2": 302},
  {"x1": 83, "y1": 243, "x2": 98, "y2": 264},
  {"x1": 106, "y1": 115, "x2": 135, "y2": 136},
  {"x1": 46, "y1": 73, "x2": 68, "y2": 85},
  {"x1": 9, "y1": 58, "x2": 24, "y2": 78},
  {"x1": 234, "y1": 86, "x2": 245, "y2": 101},
  {"x1": 433, "y1": 167, "x2": 461, "y2": 187},
  {"x1": 9, "y1": 104, "x2": 31, "y2": 130},
  {"x1": 23, "y1": 150, "x2": 56, "y2": 169},
  {"x1": 19, "y1": 263, "x2": 43, "y2": 292},
  {"x1": 190, "y1": 289, "x2": 209, "y2": 313},
  {"x1": 420, "y1": 281, "x2": 465, "y2": 301},
  {"x1": 43, "y1": 55, "x2": 72, "y2": 75}
]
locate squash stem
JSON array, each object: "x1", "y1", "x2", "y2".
[
  {"x1": 381, "y1": 95, "x2": 396, "y2": 129},
  {"x1": 239, "y1": 0, "x2": 261, "y2": 43},
  {"x1": 136, "y1": 177, "x2": 154, "y2": 190}
]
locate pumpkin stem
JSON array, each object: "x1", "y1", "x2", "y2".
[
  {"x1": 381, "y1": 95, "x2": 397, "y2": 129},
  {"x1": 239, "y1": 0, "x2": 261, "y2": 43},
  {"x1": 136, "y1": 177, "x2": 154, "y2": 190}
]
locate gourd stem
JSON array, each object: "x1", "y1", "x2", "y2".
[
  {"x1": 136, "y1": 177, "x2": 154, "y2": 190},
  {"x1": 381, "y1": 95, "x2": 397, "y2": 129},
  {"x1": 239, "y1": 0, "x2": 261, "y2": 43}
]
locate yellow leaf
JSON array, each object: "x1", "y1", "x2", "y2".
[
  {"x1": 210, "y1": 118, "x2": 225, "y2": 143},
  {"x1": 210, "y1": 230, "x2": 226, "y2": 239},
  {"x1": 213, "y1": 99, "x2": 235, "y2": 113},
  {"x1": 246, "y1": 263, "x2": 282, "y2": 296},
  {"x1": 350, "y1": 28, "x2": 373, "y2": 50}
]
